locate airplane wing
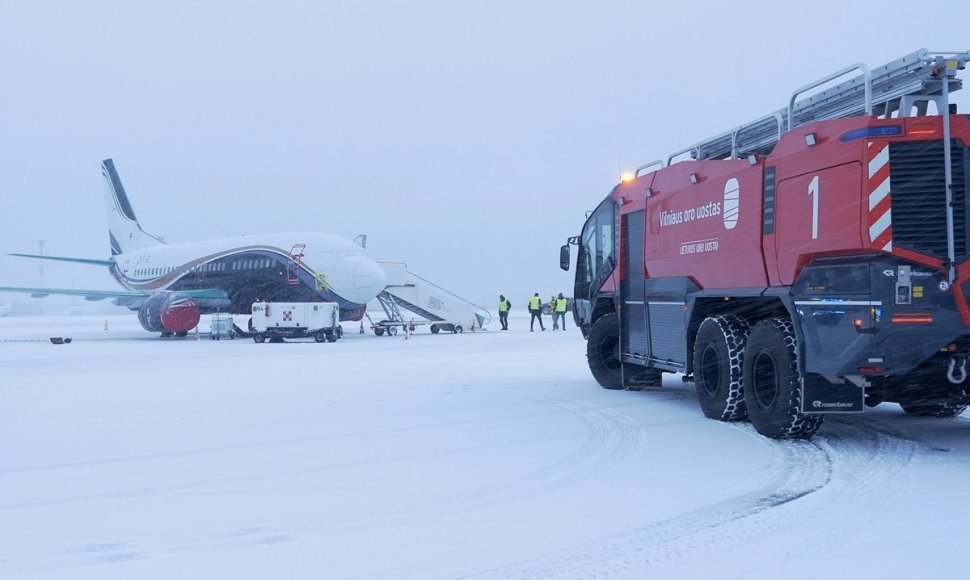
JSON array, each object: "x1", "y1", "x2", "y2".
[
  {"x1": 8, "y1": 253, "x2": 116, "y2": 267},
  {"x1": 0, "y1": 285, "x2": 150, "y2": 309},
  {"x1": 0, "y1": 286, "x2": 230, "y2": 310}
]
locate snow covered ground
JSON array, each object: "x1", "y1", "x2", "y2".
[{"x1": 3, "y1": 312, "x2": 970, "y2": 579}]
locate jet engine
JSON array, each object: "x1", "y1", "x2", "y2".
[{"x1": 137, "y1": 292, "x2": 201, "y2": 335}]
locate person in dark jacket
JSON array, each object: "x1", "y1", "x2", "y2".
[
  {"x1": 528, "y1": 292, "x2": 545, "y2": 331},
  {"x1": 498, "y1": 295, "x2": 511, "y2": 330}
]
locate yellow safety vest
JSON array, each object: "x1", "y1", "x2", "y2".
[
  {"x1": 499, "y1": 299, "x2": 510, "y2": 312},
  {"x1": 529, "y1": 296, "x2": 541, "y2": 310},
  {"x1": 555, "y1": 298, "x2": 568, "y2": 313}
]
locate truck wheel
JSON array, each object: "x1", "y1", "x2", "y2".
[
  {"x1": 587, "y1": 312, "x2": 624, "y2": 389},
  {"x1": 336, "y1": 326, "x2": 343, "y2": 338},
  {"x1": 693, "y1": 315, "x2": 750, "y2": 422},
  {"x1": 742, "y1": 318, "x2": 823, "y2": 439},
  {"x1": 454, "y1": 325, "x2": 463, "y2": 334},
  {"x1": 253, "y1": 333, "x2": 266, "y2": 344},
  {"x1": 430, "y1": 324, "x2": 440, "y2": 334},
  {"x1": 326, "y1": 331, "x2": 338, "y2": 342},
  {"x1": 314, "y1": 331, "x2": 327, "y2": 343},
  {"x1": 900, "y1": 401, "x2": 968, "y2": 418},
  {"x1": 387, "y1": 326, "x2": 398, "y2": 336}
]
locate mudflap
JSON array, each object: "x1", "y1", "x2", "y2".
[{"x1": 801, "y1": 373, "x2": 864, "y2": 413}]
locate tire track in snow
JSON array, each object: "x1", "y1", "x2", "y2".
[
  {"x1": 462, "y1": 411, "x2": 929, "y2": 579},
  {"x1": 266, "y1": 396, "x2": 651, "y2": 538},
  {"x1": 0, "y1": 395, "x2": 648, "y2": 576}
]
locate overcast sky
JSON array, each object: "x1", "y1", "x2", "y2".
[{"x1": 2, "y1": 0, "x2": 970, "y2": 308}]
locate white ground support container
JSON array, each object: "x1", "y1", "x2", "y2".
[
  {"x1": 250, "y1": 301, "x2": 342, "y2": 343},
  {"x1": 209, "y1": 313, "x2": 234, "y2": 340}
]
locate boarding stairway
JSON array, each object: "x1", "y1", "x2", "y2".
[
  {"x1": 636, "y1": 48, "x2": 970, "y2": 174},
  {"x1": 366, "y1": 262, "x2": 491, "y2": 335}
]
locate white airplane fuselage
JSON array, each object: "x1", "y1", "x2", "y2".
[{"x1": 110, "y1": 231, "x2": 387, "y2": 319}]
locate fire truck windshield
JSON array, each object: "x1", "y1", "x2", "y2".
[{"x1": 575, "y1": 198, "x2": 616, "y2": 300}]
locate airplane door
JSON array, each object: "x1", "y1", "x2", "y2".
[{"x1": 287, "y1": 244, "x2": 306, "y2": 285}]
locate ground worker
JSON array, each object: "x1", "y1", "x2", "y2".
[
  {"x1": 549, "y1": 295, "x2": 558, "y2": 329},
  {"x1": 554, "y1": 293, "x2": 568, "y2": 330},
  {"x1": 528, "y1": 292, "x2": 545, "y2": 331},
  {"x1": 498, "y1": 295, "x2": 511, "y2": 330}
]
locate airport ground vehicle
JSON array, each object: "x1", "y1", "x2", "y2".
[
  {"x1": 250, "y1": 301, "x2": 342, "y2": 343},
  {"x1": 364, "y1": 262, "x2": 489, "y2": 336},
  {"x1": 209, "y1": 313, "x2": 234, "y2": 340},
  {"x1": 562, "y1": 49, "x2": 970, "y2": 439}
]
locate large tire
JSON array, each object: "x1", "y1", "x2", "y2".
[
  {"x1": 900, "y1": 401, "x2": 968, "y2": 418},
  {"x1": 586, "y1": 312, "x2": 661, "y2": 390},
  {"x1": 253, "y1": 333, "x2": 266, "y2": 344},
  {"x1": 430, "y1": 325, "x2": 440, "y2": 334},
  {"x1": 742, "y1": 318, "x2": 823, "y2": 439},
  {"x1": 326, "y1": 331, "x2": 338, "y2": 343},
  {"x1": 693, "y1": 314, "x2": 750, "y2": 422},
  {"x1": 314, "y1": 331, "x2": 327, "y2": 343},
  {"x1": 588, "y1": 313, "x2": 623, "y2": 389}
]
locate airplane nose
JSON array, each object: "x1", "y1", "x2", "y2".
[{"x1": 332, "y1": 255, "x2": 387, "y2": 304}]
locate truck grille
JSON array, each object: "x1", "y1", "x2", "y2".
[{"x1": 889, "y1": 140, "x2": 969, "y2": 261}]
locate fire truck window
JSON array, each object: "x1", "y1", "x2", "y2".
[
  {"x1": 795, "y1": 265, "x2": 869, "y2": 294},
  {"x1": 579, "y1": 199, "x2": 616, "y2": 287}
]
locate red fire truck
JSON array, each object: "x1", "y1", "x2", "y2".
[{"x1": 561, "y1": 49, "x2": 970, "y2": 439}]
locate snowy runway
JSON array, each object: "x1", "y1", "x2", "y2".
[{"x1": 2, "y1": 314, "x2": 970, "y2": 579}]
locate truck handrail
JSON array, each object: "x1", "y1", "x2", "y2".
[
  {"x1": 634, "y1": 160, "x2": 665, "y2": 177},
  {"x1": 789, "y1": 62, "x2": 871, "y2": 130}
]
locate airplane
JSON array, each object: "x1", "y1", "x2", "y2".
[{"x1": 0, "y1": 159, "x2": 388, "y2": 336}]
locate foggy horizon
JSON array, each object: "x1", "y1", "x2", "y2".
[{"x1": 2, "y1": 1, "x2": 969, "y2": 309}]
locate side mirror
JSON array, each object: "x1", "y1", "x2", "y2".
[{"x1": 559, "y1": 244, "x2": 571, "y2": 271}]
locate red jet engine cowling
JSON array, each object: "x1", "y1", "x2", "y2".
[{"x1": 137, "y1": 292, "x2": 201, "y2": 334}]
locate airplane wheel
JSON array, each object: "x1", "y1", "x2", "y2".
[
  {"x1": 176, "y1": 331, "x2": 188, "y2": 338},
  {"x1": 254, "y1": 333, "x2": 266, "y2": 344}
]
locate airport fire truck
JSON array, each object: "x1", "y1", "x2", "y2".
[{"x1": 561, "y1": 49, "x2": 970, "y2": 439}]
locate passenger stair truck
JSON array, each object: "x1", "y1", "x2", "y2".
[
  {"x1": 250, "y1": 301, "x2": 342, "y2": 343},
  {"x1": 367, "y1": 262, "x2": 491, "y2": 335},
  {"x1": 561, "y1": 48, "x2": 970, "y2": 439}
]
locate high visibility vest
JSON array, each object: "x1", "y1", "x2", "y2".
[
  {"x1": 529, "y1": 296, "x2": 541, "y2": 310},
  {"x1": 499, "y1": 299, "x2": 510, "y2": 313},
  {"x1": 555, "y1": 298, "x2": 568, "y2": 313}
]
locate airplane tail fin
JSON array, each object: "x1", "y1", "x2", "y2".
[{"x1": 102, "y1": 159, "x2": 163, "y2": 255}]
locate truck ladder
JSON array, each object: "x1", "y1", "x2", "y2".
[{"x1": 667, "y1": 49, "x2": 969, "y2": 164}]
